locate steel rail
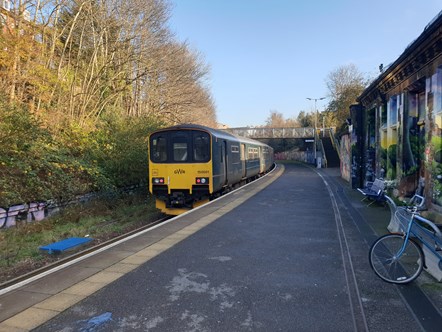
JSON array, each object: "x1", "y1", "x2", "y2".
[
  {"x1": 0, "y1": 216, "x2": 170, "y2": 293},
  {"x1": 0, "y1": 164, "x2": 278, "y2": 294}
]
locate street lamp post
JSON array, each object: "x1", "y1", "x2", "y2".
[{"x1": 306, "y1": 97, "x2": 326, "y2": 166}]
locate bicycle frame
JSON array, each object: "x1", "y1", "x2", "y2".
[
  {"x1": 394, "y1": 212, "x2": 417, "y2": 259},
  {"x1": 408, "y1": 214, "x2": 442, "y2": 269},
  {"x1": 369, "y1": 195, "x2": 442, "y2": 283},
  {"x1": 392, "y1": 202, "x2": 442, "y2": 270}
]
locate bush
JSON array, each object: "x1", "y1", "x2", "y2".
[
  {"x1": 86, "y1": 113, "x2": 163, "y2": 187},
  {"x1": 0, "y1": 99, "x2": 163, "y2": 207},
  {"x1": 0, "y1": 100, "x2": 69, "y2": 205}
]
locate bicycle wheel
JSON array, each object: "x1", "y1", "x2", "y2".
[{"x1": 369, "y1": 234, "x2": 424, "y2": 284}]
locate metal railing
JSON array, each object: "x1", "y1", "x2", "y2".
[
  {"x1": 225, "y1": 127, "x2": 315, "y2": 139},
  {"x1": 328, "y1": 127, "x2": 340, "y2": 159},
  {"x1": 318, "y1": 139, "x2": 327, "y2": 168}
]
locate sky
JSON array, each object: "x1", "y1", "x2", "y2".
[{"x1": 168, "y1": 0, "x2": 442, "y2": 128}]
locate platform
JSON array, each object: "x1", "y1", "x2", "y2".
[{"x1": 1, "y1": 163, "x2": 442, "y2": 331}]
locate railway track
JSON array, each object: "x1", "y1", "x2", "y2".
[
  {"x1": 0, "y1": 216, "x2": 171, "y2": 295},
  {"x1": 0, "y1": 165, "x2": 277, "y2": 296}
]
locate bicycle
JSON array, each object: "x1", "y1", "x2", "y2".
[{"x1": 368, "y1": 194, "x2": 442, "y2": 284}]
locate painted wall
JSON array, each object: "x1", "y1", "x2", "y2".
[
  {"x1": 340, "y1": 135, "x2": 351, "y2": 182},
  {"x1": 361, "y1": 65, "x2": 442, "y2": 210}
]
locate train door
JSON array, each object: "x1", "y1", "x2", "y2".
[
  {"x1": 218, "y1": 140, "x2": 227, "y2": 186},
  {"x1": 259, "y1": 146, "x2": 264, "y2": 173},
  {"x1": 223, "y1": 140, "x2": 228, "y2": 185},
  {"x1": 241, "y1": 143, "x2": 246, "y2": 178}
]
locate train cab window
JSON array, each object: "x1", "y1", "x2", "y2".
[
  {"x1": 173, "y1": 143, "x2": 188, "y2": 161},
  {"x1": 151, "y1": 130, "x2": 210, "y2": 163},
  {"x1": 172, "y1": 132, "x2": 190, "y2": 162},
  {"x1": 151, "y1": 136, "x2": 167, "y2": 162},
  {"x1": 193, "y1": 132, "x2": 210, "y2": 162}
]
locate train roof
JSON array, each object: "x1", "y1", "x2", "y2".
[
  {"x1": 154, "y1": 124, "x2": 235, "y2": 139},
  {"x1": 151, "y1": 124, "x2": 271, "y2": 147}
]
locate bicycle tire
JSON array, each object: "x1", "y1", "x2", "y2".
[{"x1": 369, "y1": 234, "x2": 424, "y2": 284}]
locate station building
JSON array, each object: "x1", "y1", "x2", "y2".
[{"x1": 351, "y1": 10, "x2": 442, "y2": 212}]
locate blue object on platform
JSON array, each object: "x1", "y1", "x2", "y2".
[{"x1": 39, "y1": 237, "x2": 93, "y2": 254}]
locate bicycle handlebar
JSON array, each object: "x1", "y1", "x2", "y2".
[{"x1": 384, "y1": 194, "x2": 442, "y2": 238}]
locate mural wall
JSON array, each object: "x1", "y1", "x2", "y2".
[
  {"x1": 430, "y1": 67, "x2": 442, "y2": 206},
  {"x1": 340, "y1": 135, "x2": 351, "y2": 182},
  {"x1": 360, "y1": 66, "x2": 442, "y2": 210},
  {"x1": 355, "y1": 11, "x2": 442, "y2": 211}
]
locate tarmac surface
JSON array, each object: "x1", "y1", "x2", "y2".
[{"x1": 1, "y1": 162, "x2": 442, "y2": 331}]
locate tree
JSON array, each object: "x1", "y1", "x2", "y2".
[
  {"x1": 144, "y1": 42, "x2": 216, "y2": 126},
  {"x1": 265, "y1": 110, "x2": 298, "y2": 128},
  {"x1": 265, "y1": 111, "x2": 285, "y2": 127},
  {"x1": 0, "y1": 0, "x2": 216, "y2": 128},
  {"x1": 296, "y1": 111, "x2": 314, "y2": 127},
  {"x1": 0, "y1": 0, "x2": 218, "y2": 207},
  {"x1": 325, "y1": 64, "x2": 368, "y2": 129}
]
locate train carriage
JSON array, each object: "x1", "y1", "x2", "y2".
[{"x1": 149, "y1": 124, "x2": 274, "y2": 215}]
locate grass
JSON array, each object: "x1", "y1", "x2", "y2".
[
  {"x1": 420, "y1": 281, "x2": 442, "y2": 291},
  {"x1": 0, "y1": 193, "x2": 164, "y2": 284}
]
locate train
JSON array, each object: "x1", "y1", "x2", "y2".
[{"x1": 148, "y1": 124, "x2": 274, "y2": 215}]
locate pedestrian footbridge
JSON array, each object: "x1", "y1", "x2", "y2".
[{"x1": 224, "y1": 127, "x2": 315, "y2": 139}]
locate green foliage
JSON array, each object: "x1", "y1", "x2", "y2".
[
  {"x1": 432, "y1": 135, "x2": 442, "y2": 163},
  {"x1": 386, "y1": 144, "x2": 397, "y2": 180},
  {"x1": 0, "y1": 99, "x2": 68, "y2": 205},
  {"x1": 296, "y1": 111, "x2": 314, "y2": 127},
  {"x1": 86, "y1": 113, "x2": 165, "y2": 187},
  {"x1": 379, "y1": 147, "x2": 388, "y2": 174},
  {"x1": 0, "y1": 194, "x2": 161, "y2": 273},
  {"x1": 433, "y1": 137, "x2": 442, "y2": 204},
  {"x1": 325, "y1": 64, "x2": 368, "y2": 128},
  {"x1": 0, "y1": 97, "x2": 163, "y2": 207}
]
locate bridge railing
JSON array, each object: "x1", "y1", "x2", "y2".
[
  {"x1": 224, "y1": 127, "x2": 315, "y2": 139},
  {"x1": 328, "y1": 128, "x2": 340, "y2": 159}
]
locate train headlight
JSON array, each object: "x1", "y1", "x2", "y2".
[
  {"x1": 152, "y1": 177, "x2": 165, "y2": 184},
  {"x1": 195, "y1": 177, "x2": 209, "y2": 184}
]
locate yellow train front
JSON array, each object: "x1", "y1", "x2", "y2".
[{"x1": 148, "y1": 124, "x2": 274, "y2": 215}]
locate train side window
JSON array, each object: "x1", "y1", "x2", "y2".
[
  {"x1": 193, "y1": 132, "x2": 210, "y2": 162},
  {"x1": 248, "y1": 147, "x2": 258, "y2": 159},
  {"x1": 231, "y1": 145, "x2": 240, "y2": 164},
  {"x1": 151, "y1": 136, "x2": 167, "y2": 162}
]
